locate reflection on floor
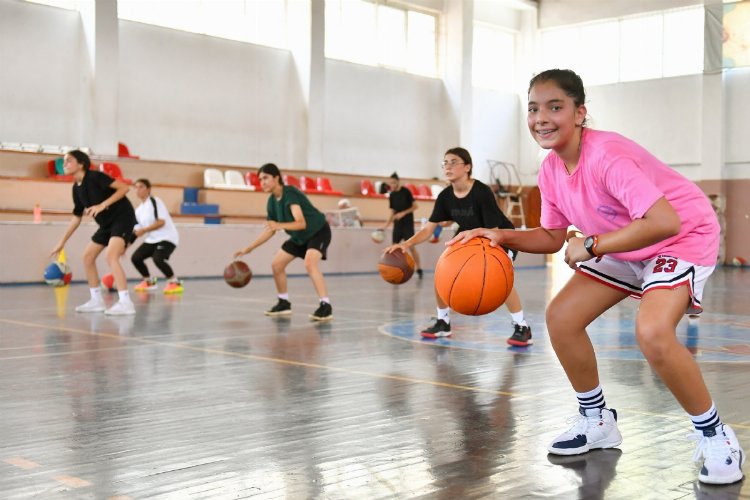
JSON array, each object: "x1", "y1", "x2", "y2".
[{"x1": 0, "y1": 264, "x2": 748, "y2": 498}]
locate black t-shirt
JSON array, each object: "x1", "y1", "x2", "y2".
[
  {"x1": 429, "y1": 179, "x2": 515, "y2": 233},
  {"x1": 72, "y1": 170, "x2": 135, "y2": 226},
  {"x1": 388, "y1": 187, "x2": 415, "y2": 229}
]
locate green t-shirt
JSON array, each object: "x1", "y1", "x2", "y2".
[{"x1": 267, "y1": 185, "x2": 326, "y2": 245}]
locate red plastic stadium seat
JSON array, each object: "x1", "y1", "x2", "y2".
[
  {"x1": 299, "y1": 175, "x2": 318, "y2": 193},
  {"x1": 405, "y1": 183, "x2": 419, "y2": 197},
  {"x1": 283, "y1": 174, "x2": 301, "y2": 189},
  {"x1": 316, "y1": 177, "x2": 342, "y2": 195},
  {"x1": 245, "y1": 171, "x2": 261, "y2": 190},
  {"x1": 117, "y1": 142, "x2": 139, "y2": 159},
  {"x1": 99, "y1": 162, "x2": 132, "y2": 184},
  {"x1": 360, "y1": 179, "x2": 386, "y2": 198},
  {"x1": 416, "y1": 184, "x2": 433, "y2": 200}
]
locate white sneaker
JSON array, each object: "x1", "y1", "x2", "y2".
[
  {"x1": 105, "y1": 301, "x2": 136, "y2": 316},
  {"x1": 548, "y1": 407, "x2": 623, "y2": 455},
  {"x1": 75, "y1": 299, "x2": 105, "y2": 313},
  {"x1": 690, "y1": 423, "x2": 745, "y2": 484}
]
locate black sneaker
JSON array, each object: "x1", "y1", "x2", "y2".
[
  {"x1": 416, "y1": 268, "x2": 424, "y2": 279},
  {"x1": 507, "y1": 323, "x2": 533, "y2": 346},
  {"x1": 310, "y1": 301, "x2": 333, "y2": 321},
  {"x1": 420, "y1": 318, "x2": 451, "y2": 339},
  {"x1": 265, "y1": 298, "x2": 292, "y2": 316}
]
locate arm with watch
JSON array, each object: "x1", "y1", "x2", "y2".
[{"x1": 563, "y1": 197, "x2": 682, "y2": 269}]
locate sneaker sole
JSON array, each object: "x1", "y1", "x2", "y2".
[
  {"x1": 699, "y1": 471, "x2": 744, "y2": 485},
  {"x1": 547, "y1": 434, "x2": 623, "y2": 456},
  {"x1": 507, "y1": 338, "x2": 534, "y2": 347},
  {"x1": 75, "y1": 308, "x2": 105, "y2": 313},
  {"x1": 163, "y1": 290, "x2": 184, "y2": 295},
  {"x1": 265, "y1": 310, "x2": 292, "y2": 317},
  {"x1": 310, "y1": 315, "x2": 333, "y2": 321},
  {"x1": 420, "y1": 332, "x2": 452, "y2": 339}
]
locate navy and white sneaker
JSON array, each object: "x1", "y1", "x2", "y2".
[
  {"x1": 690, "y1": 423, "x2": 745, "y2": 484},
  {"x1": 548, "y1": 407, "x2": 623, "y2": 455}
]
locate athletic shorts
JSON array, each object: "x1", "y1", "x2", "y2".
[
  {"x1": 281, "y1": 223, "x2": 331, "y2": 260},
  {"x1": 577, "y1": 254, "x2": 715, "y2": 315},
  {"x1": 392, "y1": 222, "x2": 415, "y2": 244},
  {"x1": 92, "y1": 216, "x2": 137, "y2": 247}
]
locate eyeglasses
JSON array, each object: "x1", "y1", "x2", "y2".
[{"x1": 441, "y1": 160, "x2": 465, "y2": 168}]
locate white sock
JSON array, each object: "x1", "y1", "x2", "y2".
[
  {"x1": 90, "y1": 287, "x2": 103, "y2": 302},
  {"x1": 510, "y1": 310, "x2": 527, "y2": 326},
  {"x1": 278, "y1": 293, "x2": 289, "y2": 301},
  {"x1": 690, "y1": 402, "x2": 721, "y2": 433},
  {"x1": 118, "y1": 290, "x2": 132, "y2": 303},
  {"x1": 320, "y1": 297, "x2": 330, "y2": 304},
  {"x1": 437, "y1": 307, "x2": 450, "y2": 323}
]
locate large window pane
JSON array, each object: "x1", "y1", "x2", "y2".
[
  {"x1": 578, "y1": 21, "x2": 619, "y2": 85},
  {"x1": 473, "y1": 24, "x2": 515, "y2": 91},
  {"x1": 378, "y1": 6, "x2": 406, "y2": 69},
  {"x1": 620, "y1": 14, "x2": 662, "y2": 81},
  {"x1": 118, "y1": 0, "x2": 288, "y2": 48},
  {"x1": 539, "y1": 27, "x2": 580, "y2": 74},
  {"x1": 663, "y1": 7, "x2": 704, "y2": 76},
  {"x1": 407, "y1": 11, "x2": 437, "y2": 77},
  {"x1": 325, "y1": 0, "x2": 437, "y2": 77}
]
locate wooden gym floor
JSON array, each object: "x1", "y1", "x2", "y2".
[{"x1": 0, "y1": 262, "x2": 748, "y2": 499}]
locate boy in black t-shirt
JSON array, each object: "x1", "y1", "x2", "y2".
[
  {"x1": 380, "y1": 172, "x2": 422, "y2": 278},
  {"x1": 384, "y1": 147, "x2": 533, "y2": 346},
  {"x1": 234, "y1": 163, "x2": 333, "y2": 321},
  {"x1": 50, "y1": 150, "x2": 137, "y2": 315}
]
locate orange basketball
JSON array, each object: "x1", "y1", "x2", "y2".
[
  {"x1": 434, "y1": 237, "x2": 514, "y2": 315},
  {"x1": 378, "y1": 249, "x2": 415, "y2": 284},
  {"x1": 224, "y1": 260, "x2": 252, "y2": 288}
]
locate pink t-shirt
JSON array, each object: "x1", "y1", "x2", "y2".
[{"x1": 538, "y1": 129, "x2": 719, "y2": 265}]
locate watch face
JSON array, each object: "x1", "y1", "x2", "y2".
[{"x1": 584, "y1": 236, "x2": 594, "y2": 254}]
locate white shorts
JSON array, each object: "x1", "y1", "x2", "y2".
[{"x1": 577, "y1": 254, "x2": 715, "y2": 315}]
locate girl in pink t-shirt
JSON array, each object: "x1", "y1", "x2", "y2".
[{"x1": 450, "y1": 69, "x2": 743, "y2": 485}]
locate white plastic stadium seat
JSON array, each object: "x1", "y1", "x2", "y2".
[
  {"x1": 204, "y1": 168, "x2": 228, "y2": 188},
  {"x1": 431, "y1": 184, "x2": 444, "y2": 198},
  {"x1": 224, "y1": 170, "x2": 254, "y2": 190}
]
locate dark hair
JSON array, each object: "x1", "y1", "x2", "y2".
[
  {"x1": 258, "y1": 163, "x2": 283, "y2": 185},
  {"x1": 444, "y1": 147, "x2": 473, "y2": 178},
  {"x1": 528, "y1": 69, "x2": 587, "y2": 113},
  {"x1": 134, "y1": 178, "x2": 151, "y2": 189},
  {"x1": 390, "y1": 172, "x2": 399, "y2": 180},
  {"x1": 66, "y1": 149, "x2": 91, "y2": 170}
]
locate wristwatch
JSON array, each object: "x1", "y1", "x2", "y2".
[{"x1": 584, "y1": 235, "x2": 598, "y2": 257}]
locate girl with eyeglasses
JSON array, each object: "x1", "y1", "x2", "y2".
[{"x1": 384, "y1": 147, "x2": 532, "y2": 345}]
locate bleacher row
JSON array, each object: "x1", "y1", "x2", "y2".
[
  {"x1": 0, "y1": 149, "x2": 445, "y2": 227},
  {"x1": 202, "y1": 167, "x2": 442, "y2": 201}
]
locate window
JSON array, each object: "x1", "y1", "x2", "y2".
[
  {"x1": 539, "y1": 6, "x2": 704, "y2": 84},
  {"x1": 118, "y1": 0, "x2": 288, "y2": 49},
  {"x1": 473, "y1": 23, "x2": 515, "y2": 91},
  {"x1": 325, "y1": 0, "x2": 438, "y2": 77}
]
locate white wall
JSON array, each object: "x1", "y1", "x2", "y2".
[
  {"x1": 118, "y1": 21, "x2": 307, "y2": 169},
  {"x1": 0, "y1": 1, "x2": 89, "y2": 147},
  {"x1": 469, "y1": 87, "x2": 521, "y2": 184},
  {"x1": 323, "y1": 60, "x2": 456, "y2": 178},
  {"x1": 725, "y1": 67, "x2": 750, "y2": 179},
  {"x1": 585, "y1": 75, "x2": 703, "y2": 167}
]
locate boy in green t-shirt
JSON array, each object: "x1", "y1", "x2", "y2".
[{"x1": 234, "y1": 163, "x2": 333, "y2": 321}]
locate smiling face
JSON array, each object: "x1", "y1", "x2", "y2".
[{"x1": 527, "y1": 80, "x2": 587, "y2": 155}]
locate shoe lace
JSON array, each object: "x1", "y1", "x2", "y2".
[
  {"x1": 688, "y1": 431, "x2": 730, "y2": 463},
  {"x1": 564, "y1": 413, "x2": 593, "y2": 436}
]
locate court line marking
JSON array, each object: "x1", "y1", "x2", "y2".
[{"x1": 2, "y1": 317, "x2": 748, "y2": 431}]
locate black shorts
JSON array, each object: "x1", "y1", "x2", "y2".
[
  {"x1": 92, "y1": 215, "x2": 137, "y2": 247},
  {"x1": 392, "y1": 221, "x2": 415, "y2": 244},
  {"x1": 281, "y1": 223, "x2": 331, "y2": 260}
]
